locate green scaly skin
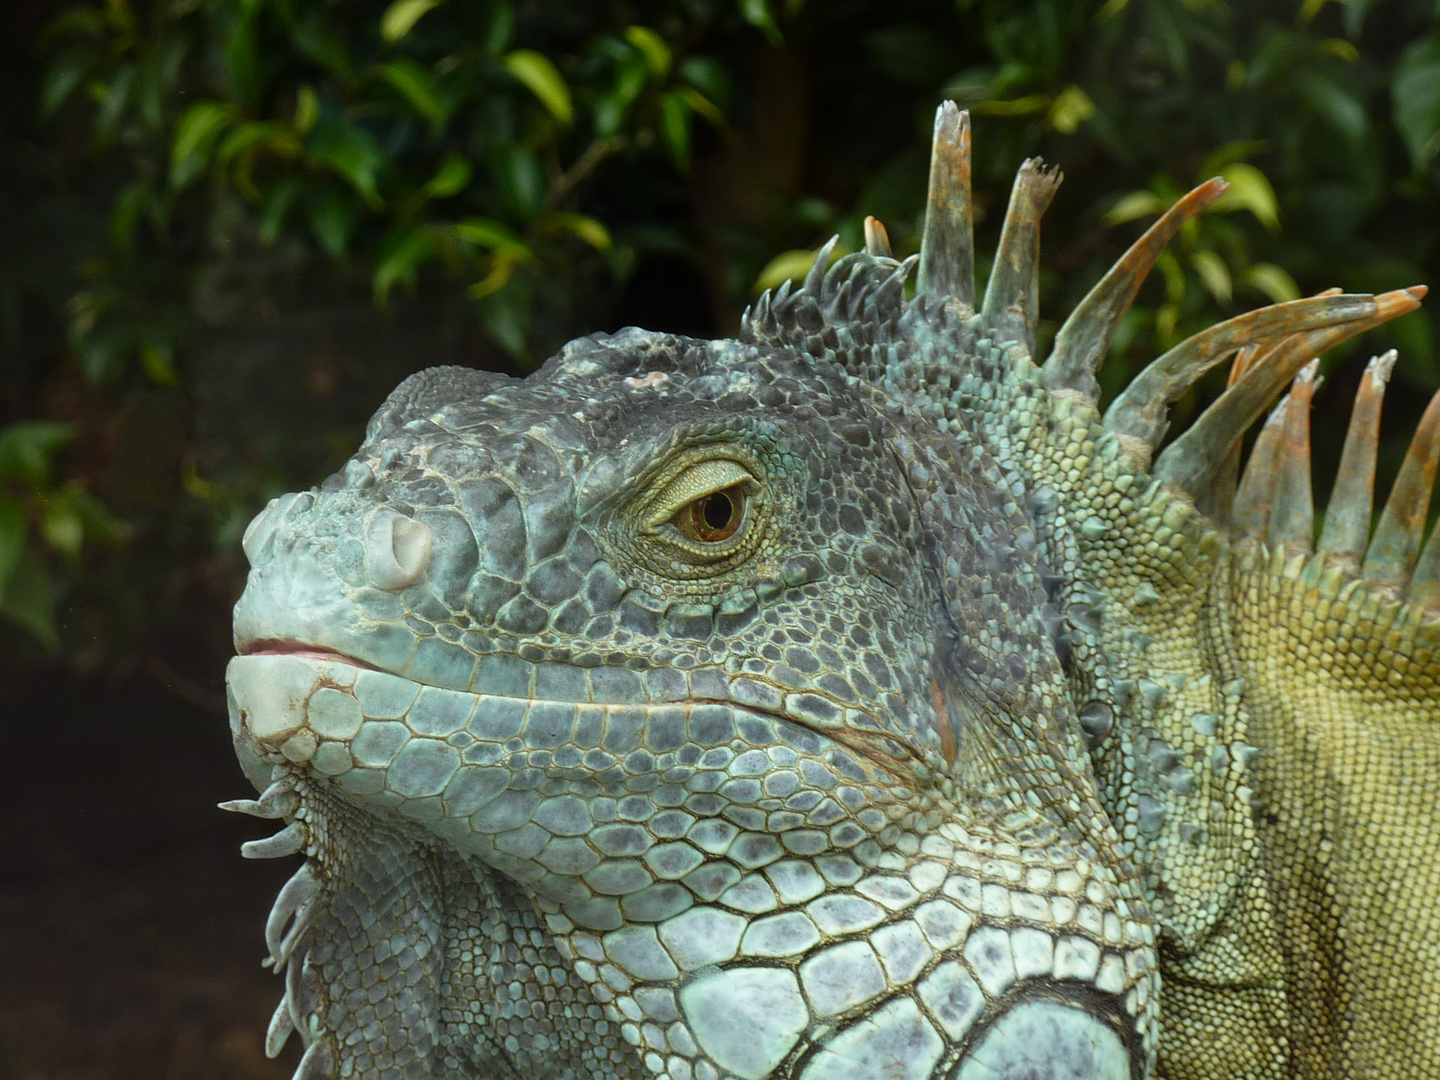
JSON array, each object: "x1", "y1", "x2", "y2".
[{"x1": 224, "y1": 107, "x2": 1439, "y2": 1080}]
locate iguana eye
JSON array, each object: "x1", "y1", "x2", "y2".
[
  {"x1": 673, "y1": 485, "x2": 747, "y2": 543},
  {"x1": 641, "y1": 456, "x2": 763, "y2": 567}
]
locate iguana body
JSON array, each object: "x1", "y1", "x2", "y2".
[{"x1": 224, "y1": 105, "x2": 1438, "y2": 1079}]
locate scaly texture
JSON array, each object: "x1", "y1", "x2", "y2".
[{"x1": 224, "y1": 104, "x2": 1437, "y2": 1079}]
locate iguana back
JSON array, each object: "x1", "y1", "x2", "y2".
[{"x1": 225, "y1": 105, "x2": 1437, "y2": 1079}]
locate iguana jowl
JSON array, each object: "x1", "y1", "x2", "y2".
[{"x1": 225, "y1": 104, "x2": 1439, "y2": 1079}]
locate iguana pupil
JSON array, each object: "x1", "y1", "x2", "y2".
[
  {"x1": 694, "y1": 489, "x2": 739, "y2": 539},
  {"x1": 224, "y1": 102, "x2": 1438, "y2": 1080}
]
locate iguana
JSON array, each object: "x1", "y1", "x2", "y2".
[{"x1": 223, "y1": 104, "x2": 1439, "y2": 1080}]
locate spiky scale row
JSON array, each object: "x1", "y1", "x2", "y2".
[
  {"x1": 1106, "y1": 293, "x2": 1376, "y2": 461},
  {"x1": 1189, "y1": 339, "x2": 1440, "y2": 612},
  {"x1": 1268, "y1": 359, "x2": 1320, "y2": 555},
  {"x1": 1317, "y1": 350, "x2": 1396, "y2": 565},
  {"x1": 1363, "y1": 386, "x2": 1440, "y2": 589},
  {"x1": 1232, "y1": 394, "x2": 1293, "y2": 541},
  {"x1": 981, "y1": 160, "x2": 1063, "y2": 355},
  {"x1": 1044, "y1": 178, "x2": 1229, "y2": 401},
  {"x1": 916, "y1": 101, "x2": 974, "y2": 306},
  {"x1": 1151, "y1": 287, "x2": 1426, "y2": 495}
]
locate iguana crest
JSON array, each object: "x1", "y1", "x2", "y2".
[{"x1": 225, "y1": 104, "x2": 1438, "y2": 1080}]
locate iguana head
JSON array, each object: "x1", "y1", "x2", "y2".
[{"x1": 226, "y1": 104, "x2": 1424, "y2": 1080}]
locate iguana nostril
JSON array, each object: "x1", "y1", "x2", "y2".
[
  {"x1": 241, "y1": 492, "x2": 301, "y2": 566},
  {"x1": 365, "y1": 508, "x2": 433, "y2": 590}
]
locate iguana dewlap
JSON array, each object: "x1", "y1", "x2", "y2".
[{"x1": 224, "y1": 104, "x2": 1439, "y2": 1080}]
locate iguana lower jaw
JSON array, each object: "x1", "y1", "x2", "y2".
[{"x1": 227, "y1": 610, "x2": 1152, "y2": 1078}]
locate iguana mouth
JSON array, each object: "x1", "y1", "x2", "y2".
[{"x1": 242, "y1": 640, "x2": 378, "y2": 668}]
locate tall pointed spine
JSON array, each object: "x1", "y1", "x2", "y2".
[
  {"x1": 1317, "y1": 350, "x2": 1396, "y2": 565},
  {"x1": 1042, "y1": 178, "x2": 1228, "y2": 400},
  {"x1": 1267, "y1": 359, "x2": 1320, "y2": 554},
  {"x1": 1409, "y1": 518, "x2": 1440, "y2": 609},
  {"x1": 1362, "y1": 386, "x2": 1440, "y2": 587},
  {"x1": 1152, "y1": 287, "x2": 1426, "y2": 498},
  {"x1": 864, "y1": 215, "x2": 894, "y2": 259},
  {"x1": 1232, "y1": 397, "x2": 1289, "y2": 540},
  {"x1": 1104, "y1": 293, "x2": 1376, "y2": 455},
  {"x1": 981, "y1": 159, "x2": 1063, "y2": 355},
  {"x1": 916, "y1": 103, "x2": 975, "y2": 307},
  {"x1": 1200, "y1": 342, "x2": 1262, "y2": 524}
]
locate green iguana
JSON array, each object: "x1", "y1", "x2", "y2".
[{"x1": 223, "y1": 104, "x2": 1439, "y2": 1079}]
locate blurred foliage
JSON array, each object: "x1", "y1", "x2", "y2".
[{"x1": 0, "y1": 0, "x2": 1437, "y2": 681}]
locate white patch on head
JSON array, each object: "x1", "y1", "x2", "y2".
[
  {"x1": 953, "y1": 1001, "x2": 1131, "y2": 1080},
  {"x1": 624, "y1": 371, "x2": 669, "y2": 390}
]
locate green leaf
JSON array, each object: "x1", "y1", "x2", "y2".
[
  {"x1": 1393, "y1": 37, "x2": 1440, "y2": 170},
  {"x1": 259, "y1": 178, "x2": 301, "y2": 244},
  {"x1": 1244, "y1": 263, "x2": 1302, "y2": 304},
  {"x1": 659, "y1": 90, "x2": 691, "y2": 172},
  {"x1": 1316, "y1": 38, "x2": 1359, "y2": 64},
  {"x1": 739, "y1": 0, "x2": 783, "y2": 46},
  {"x1": 1154, "y1": 250, "x2": 1186, "y2": 305},
  {"x1": 1295, "y1": 71, "x2": 1365, "y2": 142},
  {"x1": 110, "y1": 179, "x2": 152, "y2": 254},
  {"x1": 504, "y1": 49, "x2": 573, "y2": 125},
  {"x1": 0, "y1": 496, "x2": 26, "y2": 601},
  {"x1": 294, "y1": 84, "x2": 319, "y2": 133},
  {"x1": 0, "y1": 545, "x2": 58, "y2": 650},
  {"x1": 215, "y1": 121, "x2": 303, "y2": 166},
  {"x1": 0, "y1": 422, "x2": 76, "y2": 487},
  {"x1": 541, "y1": 212, "x2": 611, "y2": 251},
  {"x1": 467, "y1": 256, "x2": 520, "y2": 299},
  {"x1": 292, "y1": 18, "x2": 353, "y2": 78},
  {"x1": 170, "y1": 100, "x2": 235, "y2": 190},
  {"x1": 678, "y1": 55, "x2": 730, "y2": 112},
  {"x1": 1344, "y1": 0, "x2": 1379, "y2": 36},
  {"x1": 95, "y1": 66, "x2": 135, "y2": 143},
  {"x1": 1190, "y1": 250, "x2": 1232, "y2": 304},
  {"x1": 482, "y1": 1, "x2": 515, "y2": 58},
  {"x1": 455, "y1": 217, "x2": 531, "y2": 258},
  {"x1": 624, "y1": 26, "x2": 671, "y2": 78},
  {"x1": 381, "y1": 0, "x2": 444, "y2": 43},
  {"x1": 680, "y1": 86, "x2": 724, "y2": 127},
  {"x1": 491, "y1": 144, "x2": 546, "y2": 220},
  {"x1": 1198, "y1": 139, "x2": 1268, "y2": 179},
  {"x1": 41, "y1": 502, "x2": 84, "y2": 559},
  {"x1": 1104, "y1": 191, "x2": 1166, "y2": 226},
  {"x1": 308, "y1": 188, "x2": 358, "y2": 256},
  {"x1": 139, "y1": 339, "x2": 178, "y2": 386},
  {"x1": 224, "y1": 12, "x2": 261, "y2": 109},
  {"x1": 1213, "y1": 162, "x2": 1280, "y2": 232},
  {"x1": 973, "y1": 94, "x2": 1050, "y2": 117},
  {"x1": 475, "y1": 285, "x2": 528, "y2": 356},
  {"x1": 1047, "y1": 84, "x2": 1095, "y2": 134},
  {"x1": 374, "y1": 226, "x2": 435, "y2": 305},
  {"x1": 379, "y1": 57, "x2": 446, "y2": 126},
  {"x1": 39, "y1": 49, "x2": 93, "y2": 120},
  {"x1": 308, "y1": 120, "x2": 386, "y2": 207},
  {"x1": 423, "y1": 154, "x2": 472, "y2": 199}
]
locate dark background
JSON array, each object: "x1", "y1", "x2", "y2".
[{"x1": 2, "y1": 0, "x2": 1437, "y2": 1075}]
